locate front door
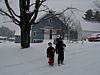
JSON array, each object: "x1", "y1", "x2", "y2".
[{"x1": 49, "y1": 30, "x2": 52, "y2": 39}]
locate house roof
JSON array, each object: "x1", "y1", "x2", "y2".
[
  {"x1": 36, "y1": 10, "x2": 58, "y2": 22},
  {"x1": 32, "y1": 11, "x2": 67, "y2": 30}
]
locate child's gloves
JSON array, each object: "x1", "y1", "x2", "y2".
[{"x1": 63, "y1": 44, "x2": 66, "y2": 47}]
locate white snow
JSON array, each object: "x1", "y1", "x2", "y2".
[{"x1": 0, "y1": 40, "x2": 100, "y2": 75}]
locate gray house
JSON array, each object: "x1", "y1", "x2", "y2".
[{"x1": 31, "y1": 11, "x2": 68, "y2": 43}]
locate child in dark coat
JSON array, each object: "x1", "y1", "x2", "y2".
[
  {"x1": 55, "y1": 39, "x2": 66, "y2": 65},
  {"x1": 47, "y1": 42, "x2": 55, "y2": 66}
]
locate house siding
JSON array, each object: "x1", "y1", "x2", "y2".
[{"x1": 31, "y1": 25, "x2": 44, "y2": 43}]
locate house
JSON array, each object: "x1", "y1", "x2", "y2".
[
  {"x1": 15, "y1": 30, "x2": 21, "y2": 43},
  {"x1": 81, "y1": 21, "x2": 100, "y2": 40},
  {"x1": 71, "y1": 20, "x2": 100, "y2": 41},
  {"x1": 69, "y1": 12, "x2": 100, "y2": 41},
  {"x1": 31, "y1": 11, "x2": 68, "y2": 43},
  {"x1": 0, "y1": 36, "x2": 7, "y2": 43}
]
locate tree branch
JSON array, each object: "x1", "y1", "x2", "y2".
[
  {"x1": 0, "y1": 9, "x2": 12, "y2": 18},
  {"x1": 34, "y1": 7, "x2": 77, "y2": 24},
  {"x1": 39, "y1": 4, "x2": 49, "y2": 12},
  {"x1": 26, "y1": 0, "x2": 30, "y2": 11},
  {"x1": 94, "y1": 0, "x2": 100, "y2": 9},
  {"x1": 29, "y1": 0, "x2": 46, "y2": 25},
  {"x1": 30, "y1": 2, "x2": 35, "y2": 7},
  {"x1": 4, "y1": 0, "x2": 20, "y2": 25},
  {"x1": 0, "y1": 9, "x2": 19, "y2": 25},
  {"x1": 4, "y1": 0, "x2": 20, "y2": 18}
]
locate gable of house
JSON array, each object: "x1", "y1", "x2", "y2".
[{"x1": 33, "y1": 12, "x2": 67, "y2": 29}]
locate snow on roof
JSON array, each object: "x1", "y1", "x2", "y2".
[{"x1": 81, "y1": 20, "x2": 100, "y2": 31}]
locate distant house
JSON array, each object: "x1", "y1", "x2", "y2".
[
  {"x1": 80, "y1": 20, "x2": 100, "y2": 40},
  {"x1": 69, "y1": 14, "x2": 100, "y2": 41},
  {"x1": 8, "y1": 37, "x2": 15, "y2": 42},
  {"x1": 15, "y1": 30, "x2": 21, "y2": 43},
  {"x1": 31, "y1": 11, "x2": 68, "y2": 43},
  {"x1": 0, "y1": 36, "x2": 7, "y2": 43}
]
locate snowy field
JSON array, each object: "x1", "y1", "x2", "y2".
[{"x1": 0, "y1": 40, "x2": 100, "y2": 75}]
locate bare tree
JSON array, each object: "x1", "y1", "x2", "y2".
[
  {"x1": 61, "y1": 10, "x2": 77, "y2": 41},
  {"x1": 94, "y1": 0, "x2": 100, "y2": 10},
  {"x1": 0, "y1": 0, "x2": 46, "y2": 48}
]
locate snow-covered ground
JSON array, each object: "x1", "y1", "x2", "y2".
[{"x1": 0, "y1": 40, "x2": 100, "y2": 75}]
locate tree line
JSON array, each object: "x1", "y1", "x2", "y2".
[
  {"x1": 83, "y1": 9, "x2": 100, "y2": 22},
  {"x1": 83, "y1": 0, "x2": 100, "y2": 22},
  {"x1": 0, "y1": 26, "x2": 15, "y2": 38}
]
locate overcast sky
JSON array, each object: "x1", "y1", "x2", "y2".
[{"x1": 0, "y1": 0, "x2": 96, "y2": 31}]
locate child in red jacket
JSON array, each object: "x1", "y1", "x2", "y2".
[{"x1": 47, "y1": 42, "x2": 55, "y2": 66}]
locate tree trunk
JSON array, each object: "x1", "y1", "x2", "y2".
[{"x1": 20, "y1": 23, "x2": 31, "y2": 48}]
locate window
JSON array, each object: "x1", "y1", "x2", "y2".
[
  {"x1": 49, "y1": 18, "x2": 53, "y2": 24},
  {"x1": 33, "y1": 31, "x2": 36, "y2": 37},
  {"x1": 49, "y1": 19, "x2": 52, "y2": 23}
]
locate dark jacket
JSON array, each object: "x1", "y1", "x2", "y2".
[
  {"x1": 47, "y1": 47, "x2": 55, "y2": 58},
  {"x1": 56, "y1": 40, "x2": 66, "y2": 53}
]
